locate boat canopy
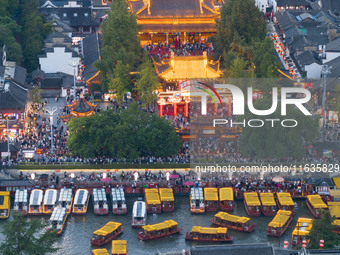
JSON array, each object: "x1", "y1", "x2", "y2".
[
  {"x1": 112, "y1": 240, "x2": 127, "y2": 254},
  {"x1": 93, "y1": 188, "x2": 107, "y2": 203},
  {"x1": 92, "y1": 249, "x2": 109, "y2": 255},
  {"x1": 204, "y1": 188, "x2": 218, "y2": 201},
  {"x1": 159, "y1": 188, "x2": 174, "y2": 202},
  {"x1": 15, "y1": 190, "x2": 28, "y2": 203},
  {"x1": 244, "y1": 193, "x2": 261, "y2": 206},
  {"x1": 133, "y1": 201, "x2": 146, "y2": 218},
  {"x1": 219, "y1": 187, "x2": 233, "y2": 201},
  {"x1": 145, "y1": 189, "x2": 161, "y2": 205},
  {"x1": 307, "y1": 195, "x2": 327, "y2": 209},
  {"x1": 292, "y1": 218, "x2": 313, "y2": 236},
  {"x1": 260, "y1": 193, "x2": 276, "y2": 206},
  {"x1": 59, "y1": 188, "x2": 72, "y2": 202},
  {"x1": 44, "y1": 189, "x2": 57, "y2": 206},
  {"x1": 30, "y1": 190, "x2": 43, "y2": 206},
  {"x1": 50, "y1": 207, "x2": 66, "y2": 222},
  {"x1": 330, "y1": 189, "x2": 340, "y2": 198},
  {"x1": 74, "y1": 189, "x2": 88, "y2": 206},
  {"x1": 268, "y1": 210, "x2": 292, "y2": 228},
  {"x1": 191, "y1": 226, "x2": 227, "y2": 234},
  {"x1": 111, "y1": 188, "x2": 125, "y2": 203},
  {"x1": 214, "y1": 212, "x2": 250, "y2": 224},
  {"x1": 328, "y1": 202, "x2": 340, "y2": 218},
  {"x1": 142, "y1": 220, "x2": 178, "y2": 232},
  {"x1": 0, "y1": 191, "x2": 10, "y2": 210},
  {"x1": 191, "y1": 187, "x2": 204, "y2": 201},
  {"x1": 93, "y1": 222, "x2": 122, "y2": 236},
  {"x1": 333, "y1": 219, "x2": 340, "y2": 227},
  {"x1": 277, "y1": 193, "x2": 294, "y2": 206}
]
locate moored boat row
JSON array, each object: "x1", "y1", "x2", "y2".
[
  {"x1": 144, "y1": 189, "x2": 161, "y2": 214},
  {"x1": 244, "y1": 192, "x2": 261, "y2": 216},
  {"x1": 28, "y1": 189, "x2": 44, "y2": 215},
  {"x1": 43, "y1": 189, "x2": 58, "y2": 215},
  {"x1": 13, "y1": 189, "x2": 28, "y2": 216}
]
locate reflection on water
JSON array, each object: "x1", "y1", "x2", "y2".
[{"x1": 0, "y1": 197, "x2": 311, "y2": 255}]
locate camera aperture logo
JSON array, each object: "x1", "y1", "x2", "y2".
[{"x1": 196, "y1": 83, "x2": 312, "y2": 128}]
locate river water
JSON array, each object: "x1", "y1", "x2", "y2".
[{"x1": 0, "y1": 197, "x2": 311, "y2": 255}]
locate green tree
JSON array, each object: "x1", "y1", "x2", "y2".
[
  {"x1": 215, "y1": 0, "x2": 266, "y2": 54},
  {"x1": 253, "y1": 38, "x2": 279, "y2": 78},
  {"x1": 98, "y1": 0, "x2": 140, "y2": 74},
  {"x1": 67, "y1": 103, "x2": 181, "y2": 160},
  {"x1": 135, "y1": 53, "x2": 160, "y2": 107},
  {"x1": 0, "y1": 25, "x2": 23, "y2": 63},
  {"x1": 307, "y1": 210, "x2": 340, "y2": 249},
  {"x1": 108, "y1": 60, "x2": 131, "y2": 103},
  {"x1": 32, "y1": 86, "x2": 42, "y2": 104},
  {"x1": 0, "y1": 213, "x2": 59, "y2": 255},
  {"x1": 238, "y1": 97, "x2": 319, "y2": 159},
  {"x1": 20, "y1": 0, "x2": 51, "y2": 72}
]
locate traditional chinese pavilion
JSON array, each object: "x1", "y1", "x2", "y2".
[
  {"x1": 155, "y1": 51, "x2": 223, "y2": 117},
  {"x1": 128, "y1": 0, "x2": 220, "y2": 45},
  {"x1": 60, "y1": 97, "x2": 97, "y2": 122}
]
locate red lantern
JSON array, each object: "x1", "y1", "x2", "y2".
[
  {"x1": 284, "y1": 241, "x2": 289, "y2": 246},
  {"x1": 302, "y1": 240, "x2": 307, "y2": 244},
  {"x1": 320, "y1": 244, "x2": 324, "y2": 248},
  {"x1": 302, "y1": 244, "x2": 306, "y2": 248}
]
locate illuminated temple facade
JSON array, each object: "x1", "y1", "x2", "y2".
[{"x1": 128, "y1": 0, "x2": 221, "y2": 45}]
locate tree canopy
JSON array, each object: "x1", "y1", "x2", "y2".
[
  {"x1": 0, "y1": 213, "x2": 59, "y2": 255},
  {"x1": 238, "y1": 96, "x2": 319, "y2": 159},
  {"x1": 67, "y1": 103, "x2": 182, "y2": 159},
  {"x1": 307, "y1": 210, "x2": 340, "y2": 249},
  {"x1": 0, "y1": 0, "x2": 50, "y2": 71},
  {"x1": 135, "y1": 53, "x2": 161, "y2": 107}
]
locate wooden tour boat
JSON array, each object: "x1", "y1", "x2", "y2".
[
  {"x1": 132, "y1": 200, "x2": 147, "y2": 227},
  {"x1": 43, "y1": 189, "x2": 58, "y2": 215},
  {"x1": 137, "y1": 220, "x2": 181, "y2": 241},
  {"x1": 91, "y1": 221, "x2": 123, "y2": 246},
  {"x1": 244, "y1": 193, "x2": 261, "y2": 216},
  {"x1": 145, "y1": 189, "x2": 161, "y2": 214},
  {"x1": 204, "y1": 188, "x2": 219, "y2": 212},
  {"x1": 260, "y1": 193, "x2": 277, "y2": 216},
  {"x1": 267, "y1": 210, "x2": 293, "y2": 237},
  {"x1": 28, "y1": 189, "x2": 44, "y2": 215},
  {"x1": 211, "y1": 212, "x2": 255, "y2": 232},
  {"x1": 159, "y1": 188, "x2": 175, "y2": 212},
  {"x1": 276, "y1": 192, "x2": 294, "y2": 213},
  {"x1": 73, "y1": 189, "x2": 90, "y2": 215},
  {"x1": 13, "y1": 189, "x2": 28, "y2": 216},
  {"x1": 93, "y1": 188, "x2": 108, "y2": 216},
  {"x1": 219, "y1": 187, "x2": 234, "y2": 212},
  {"x1": 190, "y1": 187, "x2": 205, "y2": 214},
  {"x1": 0, "y1": 191, "x2": 10, "y2": 219},
  {"x1": 58, "y1": 188, "x2": 73, "y2": 215},
  {"x1": 91, "y1": 249, "x2": 109, "y2": 255},
  {"x1": 291, "y1": 218, "x2": 313, "y2": 246},
  {"x1": 112, "y1": 240, "x2": 127, "y2": 255},
  {"x1": 47, "y1": 207, "x2": 67, "y2": 235},
  {"x1": 306, "y1": 195, "x2": 327, "y2": 218},
  {"x1": 111, "y1": 187, "x2": 126, "y2": 215},
  {"x1": 185, "y1": 226, "x2": 233, "y2": 242}
]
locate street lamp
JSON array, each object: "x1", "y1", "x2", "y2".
[
  {"x1": 69, "y1": 62, "x2": 78, "y2": 99},
  {"x1": 321, "y1": 65, "x2": 332, "y2": 139},
  {"x1": 45, "y1": 106, "x2": 58, "y2": 155}
]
